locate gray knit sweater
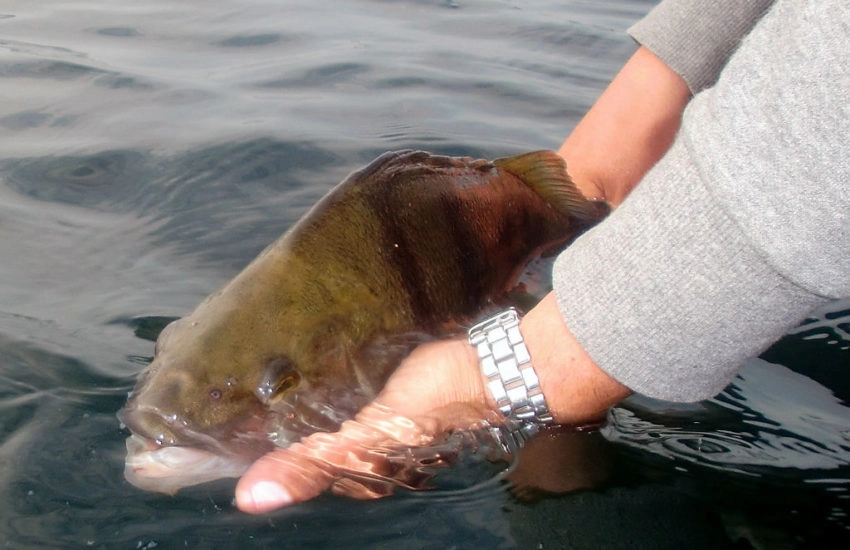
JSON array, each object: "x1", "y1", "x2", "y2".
[{"x1": 552, "y1": 0, "x2": 849, "y2": 402}]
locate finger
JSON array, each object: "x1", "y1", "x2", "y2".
[
  {"x1": 235, "y1": 405, "x2": 431, "y2": 514},
  {"x1": 234, "y1": 434, "x2": 338, "y2": 514}
]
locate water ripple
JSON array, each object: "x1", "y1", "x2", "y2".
[
  {"x1": 606, "y1": 360, "x2": 850, "y2": 478},
  {"x1": 605, "y1": 302, "x2": 850, "y2": 487}
]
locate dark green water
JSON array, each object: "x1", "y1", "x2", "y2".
[{"x1": 1, "y1": 0, "x2": 848, "y2": 547}]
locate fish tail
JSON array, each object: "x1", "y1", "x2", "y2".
[{"x1": 493, "y1": 150, "x2": 609, "y2": 227}]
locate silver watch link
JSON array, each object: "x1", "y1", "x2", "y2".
[{"x1": 468, "y1": 308, "x2": 552, "y2": 449}]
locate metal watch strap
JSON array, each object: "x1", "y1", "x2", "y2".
[{"x1": 468, "y1": 308, "x2": 553, "y2": 448}]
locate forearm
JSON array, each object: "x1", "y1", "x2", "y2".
[
  {"x1": 552, "y1": 0, "x2": 849, "y2": 402},
  {"x1": 557, "y1": 46, "x2": 689, "y2": 205},
  {"x1": 560, "y1": 0, "x2": 776, "y2": 205},
  {"x1": 553, "y1": 142, "x2": 830, "y2": 402}
]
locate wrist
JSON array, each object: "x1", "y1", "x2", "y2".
[
  {"x1": 465, "y1": 295, "x2": 631, "y2": 431},
  {"x1": 516, "y1": 294, "x2": 631, "y2": 425},
  {"x1": 468, "y1": 309, "x2": 553, "y2": 426}
]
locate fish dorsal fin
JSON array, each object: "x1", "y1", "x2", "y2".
[{"x1": 493, "y1": 150, "x2": 609, "y2": 225}]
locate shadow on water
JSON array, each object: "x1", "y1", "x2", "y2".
[{"x1": 2, "y1": 140, "x2": 338, "y2": 267}]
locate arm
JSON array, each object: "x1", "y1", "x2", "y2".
[
  {"x1": 628, "y1": 0, "x2": 776, "y2": 94},
  {"x1": 235, "y1": 0, "x2": 849, "y2": 514},
  {"x1": 558, "y1": 46, "x2": 689, "y2": 205},
  {"x1": 556, "y1": 0, "x2": 848, "y2": 402},
  {"x1": 561, "y1": 0, "x2": 776, "y2": 204},
  {"x1": 235, "y1": 293, "x2": 628, "y2": 514}
]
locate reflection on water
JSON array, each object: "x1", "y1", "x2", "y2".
[
  {"x1": 604, "y1": 301, "x2": 850, "y2": 542},
  {"x1": 2, "y1": 140, "x2": 346, "y2": 269},
  {"x1": 607, "y1": 358, "x2": 850, "y2": 473},
  {"x1": 1, "y1": 0, "x2": 849, "y2": 547}
]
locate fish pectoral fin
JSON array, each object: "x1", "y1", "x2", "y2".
[{"x1": 256, "y1": 355, "x2": 301, "y2": 405}]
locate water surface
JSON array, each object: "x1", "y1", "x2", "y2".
[{"x1": 1, "y1": 0, "x2": 848, "y2": 547}]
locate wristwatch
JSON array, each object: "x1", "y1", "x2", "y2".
[{"x1": 467, "y1": 308, "x2": 552, "y2": 450}]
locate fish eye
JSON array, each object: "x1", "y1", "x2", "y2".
[
  {"x1": 264, "y1": 373, "x2": 300, "y2": 405},
  {"x1": 209, "y1": 388, "x2": 222, "y2": 401}
]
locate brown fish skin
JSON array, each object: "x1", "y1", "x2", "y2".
[{"x1": 118, "y1": 150, "x2": 608, "y2": 478}]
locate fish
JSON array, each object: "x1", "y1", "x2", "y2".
[{"x1": 117, "y1": 149, "x2": 609, "y2": 494}]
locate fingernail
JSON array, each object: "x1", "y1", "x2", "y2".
[{"x1": 250, "y1": 481, "x2": 292, "y2": 510}]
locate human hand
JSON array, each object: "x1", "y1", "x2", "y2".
[
  {"x1": 235, "y1": 294, "x2": 630, "y2": 514},
  {"x1": 235, "y1": 337, "x2": 495, "y2": 514}
]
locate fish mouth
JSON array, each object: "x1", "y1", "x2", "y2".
[
  {"x1": 117, "y1": 403, "x2": 273, "y2": 460},
  {"x1": 117, "y1": 389, "x2": 367, "y2": 493},
  {"x1": 123, "y1": 434, "x2": 255, "y2": 494},
  {"x1": 118, "y1": 403, "x2": 220, "y2": 450},
  {"x1": 118, "y1": 404, "x2": 274, "y2": 494}
]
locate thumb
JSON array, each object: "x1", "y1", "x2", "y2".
[
  {"x1": 234, "y1": 433, "x2": 338, "y2": 514},
  {"x1": 235, "y1": 405, "x2": 432, "y2": 514}
]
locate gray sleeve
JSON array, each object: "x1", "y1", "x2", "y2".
[
  {"x1": 553, "y1": 0, "x2": 850, "y2": 402},
  {"x1": 628, "y1": 0, "x2": 775, "y2": 93}
]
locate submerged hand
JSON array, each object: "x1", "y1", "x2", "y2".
[
  {"x1": 235, "y1": 294, "x2": 630, "y2": 514},
  {"x1": 235, "y1": 338, "x2": 493, "y2": 514}
]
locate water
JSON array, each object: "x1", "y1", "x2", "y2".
[{"x1": 1, "y1": 0, "x2": 848, "y2": 547}]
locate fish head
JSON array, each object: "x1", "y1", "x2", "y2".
[
  {"x1": 117, "y1": 311, "x2": 312, "y2": 481},
  {"x1": 117, "y1": 232, "x2": 387, "y2": 493},
  {"x1": 117, "y1": 285, "x2": 373, "y2": 494}
]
